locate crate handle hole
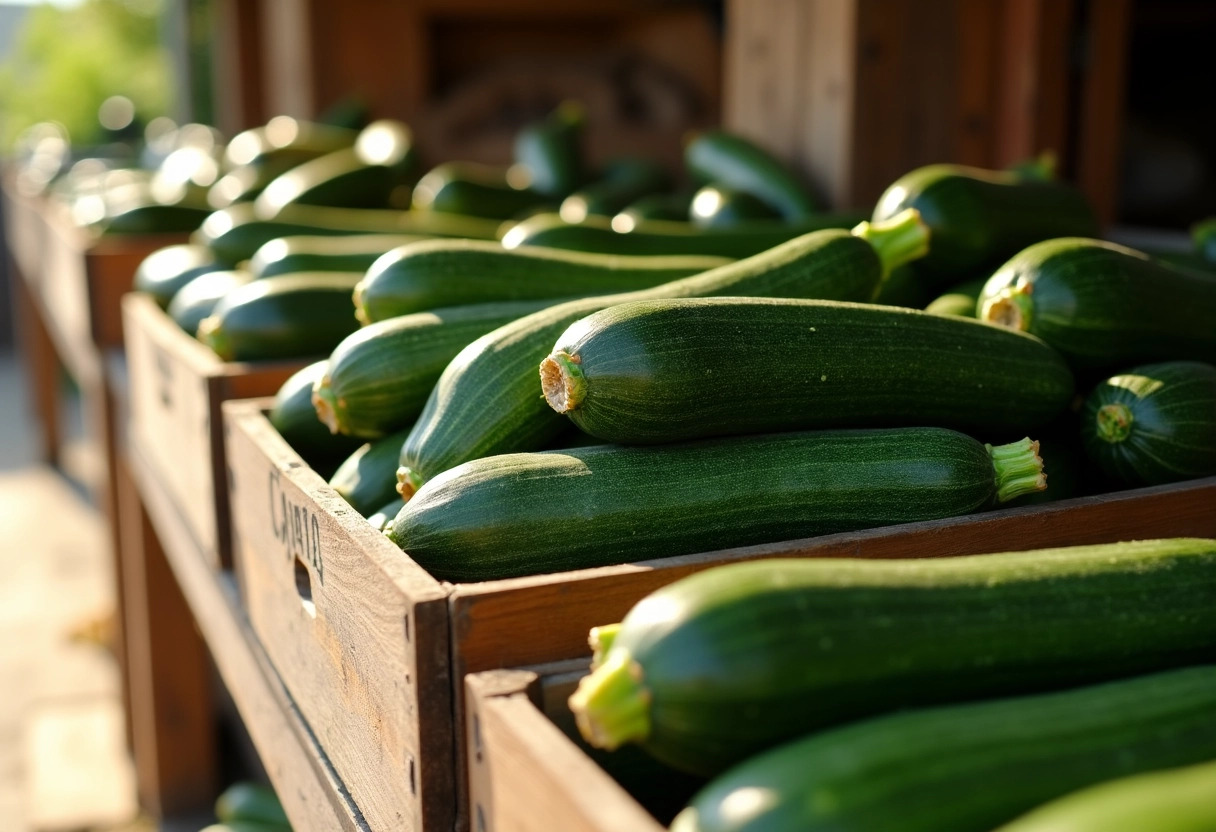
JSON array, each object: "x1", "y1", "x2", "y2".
[
  {"x1": 294, "y1": 556, "x2": 316, "y2": 618},
  {"x1": 408, "y1": 756, "x2": 417, "y2": 796},
  {"x1": 473, "y1": 713, "x2": 483, "y2": 762}
]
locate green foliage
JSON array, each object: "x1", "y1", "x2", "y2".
[{"x1": 0, "y1": 0, "x2": 171, "y2": 149}]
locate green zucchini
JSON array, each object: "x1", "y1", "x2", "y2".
[
  {"x1": 134, "y1": 243, "x2": 219, "y2": 309},
  {"x1": 1080, "y1": 361, "x2": 1216, "y2": 487},
  {"x1": 685, "y1": 130, "x2": 818, "y2": 219},
  {"x1": 167, "y1": 270, "x2": 253, "y2": 336},
  {"x1": 222, "y1": 118, "x2": 356, "y2": 172},
  {"x1": 328, "y1": 428, "x2": 414, "y2": 517},
  {"x1": 198, "y1": 273, "x2": 361, "y2": 361},
  {"x1": 978, "y1": 238, "x2": 1216, "y2": 370},
  {"x1": 314, "y1": 299, "x2": 564, "y2": 438},
  {"x1": 367, "y1": 497, "x2": 406, "y2": 532},
  {"x1": 500, "y1": 212, "x2": 867, "y2": 259},
  {"x1": 559, "y1": 157, "x2": 671, "y2": 222},
  {"x1": 873, "y1": 163, "x2": 1098, "y2": 284},
  {"x1": 668, "y1": 664, "x2": 1216, "y2": 832},
  {"x1": 1195, "y1": 216, "x2": 1216, "y2": 262},
  {"x1": 870, "y1": 264, "x2": 933, "y2": 308},
  {"x1": 215, "y1": 781, "x2": 291, "y2": 827},
  {"x1": 569, "y1": 538, "x2": 1216, "y2": 778},
  {"x1": 100, "y1": 202, "x2": 211, "y2": 234},
  {"x1": 542, "y1": 298, "x2": 1073, "y2": 443},
  {"x1": 268, "y1": 361, "x2": 362, "y2": 474},
  {"x1": 352, "y1": 239, "x2": 731, "y2": 324},
  {"x1": 512, "y1": 101, "x2": 587, "y2": 198},
  {"x1": 615, "y1": 192, "x2": 694, "y2": 223},
  {"x1": 387, "y1": 429, "x2": 1046, "y2": 581},
  {"x1": 923, "y1": 274, "x2": 988, "y2": 317},
  {"x1": 249, "y1": 233, "x2": 425, "y2": 279},
  {"x1": 398, "y1": 210, "x2": 929, "y2": 494},
  {"x1": 411, "y1": 161, "x2": 549, "y2": 220},
  {"x1": 689, "y1": 184, "x2": 781, "y2": 228},
  {"x1": 996, "y1": 760, "x2": 1216, "y2": 832}
]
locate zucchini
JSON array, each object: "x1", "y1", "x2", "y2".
[
  {"x1": 559, "y1": 157, "x2": 671, "y2": 222},
  {"x1": 689, "y1": 184, "x2": 781, "y2": 228},
  {"x1": 923, "y1": 274, "x2": 988, "y2": 317},
  {"x1": 398, "y1": 210, "x2": 929, "y2": 494},
  {"x1": 668, "y1": 664, "x2": 1216, "y2": 832},
  {"x1": 685, "y1": 130, "x2": 818, "y2": 219},
  {"x1": 269, "y1": 361, "x2": 362, "y2": 474},
  {"x1": 249, "y1": 233, "x2": 424, "y2": 279},
  {"x1": 873, "y1": 163, "x2": 1098, "y2": 283},
  {"x1": 100, "y1": 202, "x2": 211, "y2": 234},
  {"x1": 314, "y1": 299, "x2": 564, "y2": 438},
  {"x1": 387, "y1": 429, "x2": 1046, "y2": 581},
  {"x1": 615, "y1": 192, "x2": 694, "y2": 224},
  {"x1": 501, "y1": 212, "x2": 868, "y2": 259},
  {"x1": 1195, "y1": 216, "x2": 1216, "y2": 262},
  {"x1": 352, "y1": 239, "x2": 731, "y2": 324},
  {"x1": 167, "y1": 270, "x2": 252, "y2": 336},
  {"x1": 569, "y1": 539, "x2": 1216, "y2": 777},
  {"x1": 978, "y1": 238, "x2": 1216, "y2": 370},
  {"x1": 328, "y1": 428, "x2": 414, "y2": 517},
  {"x1": 215, "y1": 781, "x2": 290, "y2": 827},
  {"x1": 870, "y1": 264, "x2": 933, "y2": 308},
  {"x1": 542, "y1": 297, "x2": 1073, "y2": 443},
  {"x1": 198, "y1": 273, "x2": 361, "y2": 361},
  {"x1": 1080, "y1": 361, "x2": 1216, "y2": 486},
  {"x1": 367, "y1": 497, "x2": 405, "y2": 532},
  {"x1": 222, "y1": 118, "x2": 356, "y2": 172},
  {"x1": 996, "y1": 760, "x2": 1216, "y2": 832},
  {"x1": 512, "y1": 101, "x2": 586, "y2": 198},
  {"x1": 134, "y1": 243, "x2": 219, "y2": 309},
  {"x1": 411, "y1": 161, "x2": 549, "y2": 220}
]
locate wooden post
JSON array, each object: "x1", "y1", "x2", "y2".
[
  {"x1": 212, "y1": 0, "x2": 267, "y2": 134},
  {"x1": 12, "y1": 269, "x2": 62, "y2": 467},
  {"x1": 1075, "y1": 0, "x2": 1133, "y2": 227}
]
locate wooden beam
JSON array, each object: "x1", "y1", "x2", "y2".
[{"x1": 1076, "y1": 0, "x2": 1132, "y2": 226}]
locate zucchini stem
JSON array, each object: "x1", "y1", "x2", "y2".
[
  {"x1": 589, "y1": 623, "x2": 622, "y2": 671},
  {"x1": 851, "y1": 207, "x2": 931, "y2": 278},
  {"x1": 981, "y1": 287, "x2": 1034, "y2": 332},
  {"x1": 1096, "y1": 403, "x2": 1134, "y2": 443},
  {"x1": 396, "y1": 465, "x2": 424, "y2": 500},
  {"x1": 540, "y1": 350, "x2": 587, "y2": 413},
  {"x1": 311, "y1": 377, "x2": 342, "y2": 435},
  {"x1": 197, "y1": 316, "x2": 230, "y2": 360},
  {"x1": 568, "y1": 648, "x2": 652, "y2": 750},
  {"x1": 988, "y1": 437, "x2": 1047, "y2": 503}
]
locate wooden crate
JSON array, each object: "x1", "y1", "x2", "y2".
[
  {"x1": 124, "y1": 294, "x2": 304, "y2": 570},
  {"x1": 223, "y1": 397, "x2": 1216, "y2": 832}
]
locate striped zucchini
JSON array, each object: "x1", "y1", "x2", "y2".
[
  {"x1": 328, "y1": 428, "x2": 414, "y2": 517},
  {"x1": 269, "y1": 361, "x2": 362, "y2": 473},
  {"x1": 668, "y1": 664, "x2": 1216, "y2": 832},
  {"x1": 397, "y1": 210, "x2": 930, "y2": 495},
  {"x1": 386, "y1": 429, "x2": 1046, "y2": 581},
  {"x1": 569, "y1": 539, "x2": 1216, "y2": 778},
  {"x1": 352, "y1": 239, "x2": 730, "y2": 324},
  {"x1": 1080, "y1": 361, "x2": 1216, "y2": 486},
  {"x1": 543, "y1": 298, "x2": 1074, "y2": 443}
]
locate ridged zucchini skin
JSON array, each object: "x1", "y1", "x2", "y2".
[
  {"x1": 249, "y1": 233, "x2": 424, "y2": 279},
  {"x1": 575, "y1": 541, "x2": 1216, "y2": 780},
  {"x1": 134, "y1": 244, "x2": 219, "y2": 309},
  {"x1": 689, "y1": 184, "x2": 780, "y2": 228},
  {"x1": 501, "y1": 212, "x2": 867, "y2": 258},
  {"x1": 1080, "y1": 361, "x2": 1216, "y2": 486},
  {"x1": 669, "y1": 664, "x2": 1216, "y2": 832},
  {"x1": 545, "y1": 298, "x2": 1073, "y2": 443},
  {"x1": 873, "y1": 163, "x2": 1098, "y2": 283},
  {"x1": 924, "y1": 274, "x2": 988, "y2": 317},
  {"x1": 387, "y1": 427, "x2": 1044, "y2": 580},
  {"x1": 328, "y1": 428, "x2": 414, "y2": 517},
  {"x1": 268, "y1": 362, "x2": 362, "y2": 474},
  {"x1": 685, "y1": 130, "x2": 819, "y2": 219},
  {"x1": 995, "y1": 760, "x2": 1216, "y2": 832},
  {"x1": 979, "y1": 238, "x2": 1216, "y2": 370},
  {"x1": 314, "y1": 299, "x2": 563, "y2": 438},
  {"x1": 559, "y1": 157, "x2": 670, "y2": 221},
  {"x1": 353, "y1": 239, "x2": 731, "y2": 323},
  {"x1": 399, "y1": 227, "x2": 897, "y2": 490},
  {"x1": 512, "y1": 102, "x2": 587, "y2": 198},
  {"x1": 167, "y1": 270, "x2": 253, "y2": 336},
  {"x1": 411, "y1": 161, "x2": 549, "y2": 220},
  {"x1": 198, "y1": 273, "x2": 361, "y2": 361}
]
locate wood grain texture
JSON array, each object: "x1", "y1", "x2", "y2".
[{"x1": 225, "y1": 399, "x2": 452, "y2": 832}]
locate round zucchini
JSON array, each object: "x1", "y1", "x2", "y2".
[
  {"x1": 249, "y1": 233, "x2": 424, "y2": 279},
  {"x1": 978, "y1": 238, "x2": 1216, "y2": 370},
  {"x1": 167, "y1": 270, "x2": 253, "y2": 336},
  {"x1": 387, "y1": 429, "x2": 1047, "y2": 581},
  {"x1": 667, "y1": 664, "x2": 1216, "y2": 831},
  {"x1": 353, "y1": 239, "x2": 731, "y2": 324},
  {"x1": 134, "y1": 244, "x2": 220, "y2": 309},
  {"x1": 685, "y1": 130, "x2": 818, "y2": 219},
  {"x1": 1080, "y1": 361, "x2": 1216, "y2": 487},
  {"x1": 328, "y1": 428, "x2": 414, "y2": 517},
  {"x1": 569, "y1": 539, "x2": 1216, "y2": 778},
  {"x1": 268, "y1": 361, "x2": 362, "y2": 473}
]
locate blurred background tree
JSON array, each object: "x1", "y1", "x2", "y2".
[{"x1": 0, "y1": 0, "x2": 171, "y2": 149}]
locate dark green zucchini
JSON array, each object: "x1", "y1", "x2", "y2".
[
  {"x1": 100, "y1": 202, "x2": 211, "y2": 234},
  {"x1": 978, "y1": 238, "x2": 1216, "y2": 370},
  {"x1": 685, "y1": 130, "x2": 818, "y2": 219},
  {"x1": 352, "y1": 239, "x2": 731, "y2": 323},
  {"x1": 134, "y1": 243, "x2": 219, "y2": 309},
  {"x1": 222, "y1": 118, "x2": 356, "y2": 173},
  {"x1": 923, "y1": 275, "x2": 989, "y2": 317},
  {"x1": 249, "y1": 233, "x2": 424, "y2": 279},
  {"x1": 873, "y1": 163, "x2": 1098, "y2": 284},
  {"x1": 543, "y1": 298, "x2": 1073, "y2": 443},
  {"x1": 559, "y1": 157, "x2": 671, "y2": 222},
  {"x1": 870, "y1": 264, "x2": 933, "y2": 308},
  {"x1": 198, "y1": 273, "x2": 361, "y2": 361},
  {"x1": 367, "y1": 498, "x2": 406, "y2": 532},
  {"x1": 388, "y1": 429, "x2": 1046, "y2": 581},
  {"x1": 328, "y1": 428, "x2": 414, "y2": 517},
  {"x1": 314, "y1": 299, "x2": 564, "y2": 438},
  {"x1": 501, "y1": 212, "x2": 868, "y2": 258},
  {"x1": 512, "y1": 101, "x2": 587, "y2": 198},
  {"x1": 688, "y1": 184, "x2": 781, "y2": 228},
  {"x1": 569, "y1": 539, "x2": 1216, "y2": 778},
  {"x1": 1195, "y1": 217, "x2": 1216, "y2": 262},
  {"x1": 214, "y1": 781, "x2": 291, "y2": 828},
  {"x1": 268, "y1": 361, "x2": 363, "y2": 474},
  {"x1": 996, "y1": 760, "x2": 1216, "y2": 832},
  {"x1": 411, "y1": 161, "x2": 549, "y2": 220},
  {"x1": 615, "y1": 192, "x2": 694, "y2": 224},
  {"x1": 1080, "y1": 361, "x2": 1216, "y2": 487},
  {"x1": 167, "y1": 270, "x2": 253, "y2": 336},
  {"x1": 398, "y1": 210, "x2": 929, "y2": 494},
  {"x1": 668, "y1": 664, "x2": 1216, "y2": 832}
]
